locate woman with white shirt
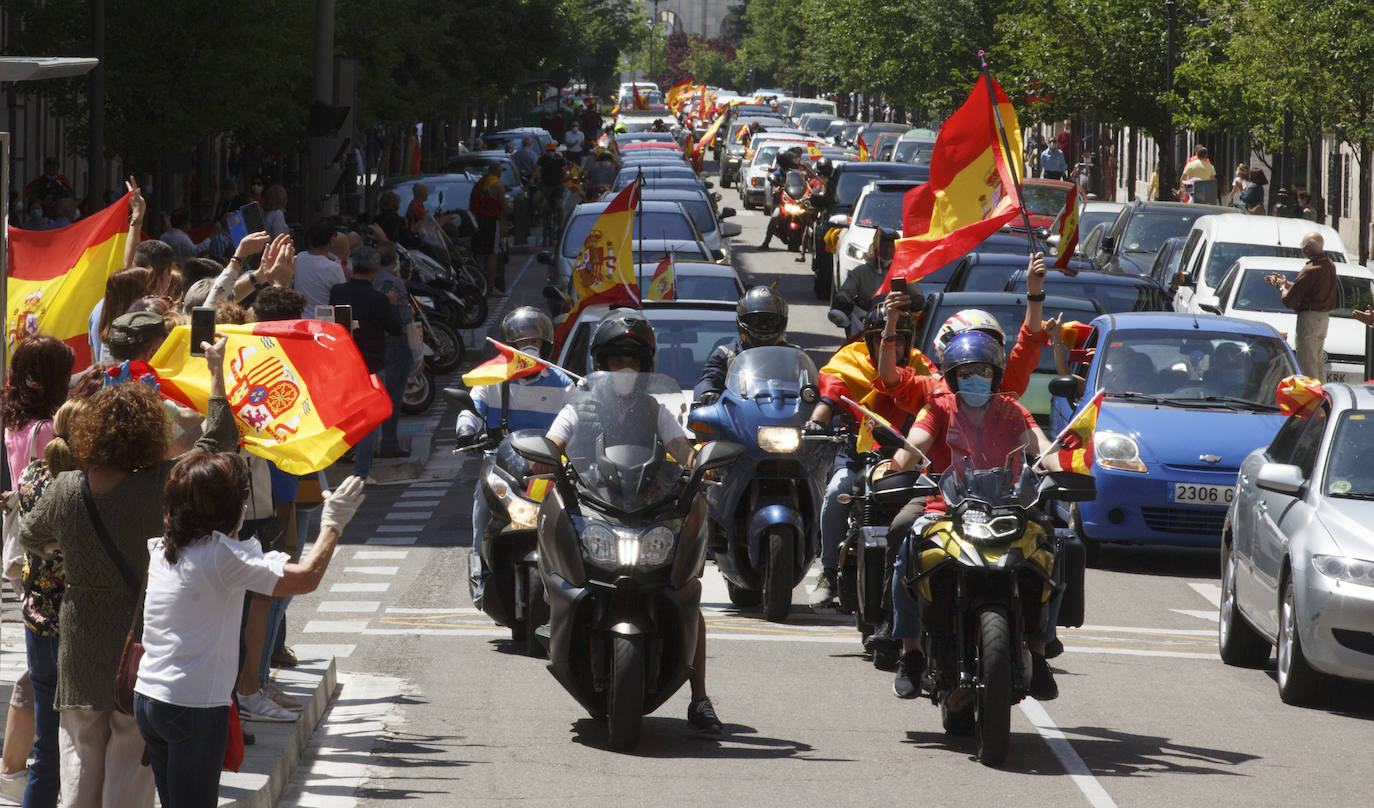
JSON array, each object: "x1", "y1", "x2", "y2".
[{"x1": 133, "y1": 458, "x2": 364, "y2": 807}]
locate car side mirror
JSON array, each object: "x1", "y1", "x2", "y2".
[
  {"x1": 443, "y1": 387, "x2": 476, "y2": 413},
  {"x1": 720, "y1": 221, "x2": 743, "y2": 238},
  {"x1": 511, "y1": 435, "x2": 563, "y2": 468},
  {"x1": 1048, "y1": 375, "x2": 1080, "y2": 401},
  {"x1": 1199, "y1": 302, "x2": 1222, "y2": 315},
  {"x1": 719, "y1": 207, "x2": 737, "y2": 219},
  {"x1": 704, "y1": 180, "x2": 715, "y2": 189},
  {"x1": 536, "y1": 251, "x2": 554, "y2": 265},
  {"x1": 1256, "y1": 462, "x2": 1305, "y2": 496},
  {"x1": 1100, "y1": 235, "x2": 1116, "y2": 253},
  {"x1": 828, "y1": 213, "x2": 850, "y2": 227},
  {"x1": 1173, "y1": 270, "x2": 1194, "y2": 289}
]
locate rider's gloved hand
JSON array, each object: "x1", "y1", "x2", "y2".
[
  {"x1": 698, "y1": 390, "x2": 720, "y2": 406},
  {"x1": 455, "y1": 428, "x2": 480, "y2": 448},
  {"x1": 803, "y1": 419, "x2": 831, "y2": 437}
]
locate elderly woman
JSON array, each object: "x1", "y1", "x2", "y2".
[
  {"x1": 135, "y1": 457, "x2": 363, "y2": 807},
  {"x1": 20, "y1": 337, "x2": 239, "y2": 808}
]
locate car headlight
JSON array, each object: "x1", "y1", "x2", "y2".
[
  {"x1": 750, "y1": 177, "x2": 763, "y2": 187},
  {"x1": 1312, "y1": 554, "x2": 1374, "y2": 587},
  {"x1": 845, "y1": 241, "x2": 868, "y2": 260},
  {"x1": 581, "y1": 520, "x2": 678, "y2": 567},
  {"x1": 1094, "y1": 430, "x2": 1147, "y2": 473},
  {"x1": 757, "y1": 426, "x2": 801, "y2": 453}
]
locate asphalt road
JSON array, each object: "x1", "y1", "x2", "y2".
[{"x1": 277, "y1": 165, "x2": 1374, "y2": 808}]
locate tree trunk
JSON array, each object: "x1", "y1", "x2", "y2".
[{"x1": 1360, "y1": 140, "x2": 1370, "y2": 265}]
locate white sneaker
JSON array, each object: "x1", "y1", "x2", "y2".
[
  {"x1": 0, "y1": 769, "x2": 27, "y2": 802},
  {"x1": 264, "y1": 680, "x2": 304, "y2": 711},
  {"x1": 237, "y1": 688, "x2": 298, "y2": 722}
]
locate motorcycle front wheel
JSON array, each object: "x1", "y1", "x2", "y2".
[
  {"x1": 401, "y1": 367, "x2": 435, "y2": 414},
  {"x1": 425, "y1": 319, "x2": 464, "y2": 373},
  {"x1": 763, "y1": 529, "x2": 793, "y2": 623},
  {"x1": 607, "y1": 634, "x2": 645, "y2": 751},
  {"x1": 975, "y1": 607, "x2": 1013, "y2": 766},
  {"x1": 525, "y1": 565, "x2": 549, "y2": 659}
]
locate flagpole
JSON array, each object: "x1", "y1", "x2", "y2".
[
  {"x1": 486, "y1": 337, "x2": 585, "y2": 384},
  {"x1": 636, "y1": 167, "x2": 645, "y2": 308},
  {"x1": 978, "y1": 50, "x2": 1040, "y2": 256}
]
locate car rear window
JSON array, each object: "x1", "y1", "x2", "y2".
[
  {"x1": 835, "y1": 169, "x2": 919, "y2": 206},
  {"x1": 853, "y1": 189, "x2": 909, "y2": 229},
  {"x1": 1021, "y1": 184, "x2": 1070, "y2": 217},
  {"x1": 562, "y1": 211, "x2": 698, "y2": 258},
  {"x1": 1040, "y1": 278, "x2": 1164, "y2": 313}
]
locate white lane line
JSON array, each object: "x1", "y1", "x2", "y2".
[
  {"x1": 290, "y1": 643, "x2": 355, "y2": 660},
  {"x1": 384, "y1": 511, "x2": 433, "y2": 521},
  {"x1": 353, "y1": 550, "x2": 407, "y2": 560},
  {"x1": 363, "y1": 628, "x2": 490, "y2": 636},
  {"x1": 343, "y1": 566, "x2": 399, "y2": 576},
  {"x1": 393, "y1": 500, "x2": 440, "y2": 508},
  {"x1": 408, "y1": 481, "x2": 451, "y2": 489},
  {"x1": 375, "y1": 525, "x2": 422, "y2": 533},
  {"x1": 1170, "y1": 609, "x2": 1220, "y2": 622},
  {"x1": 1020, "y1": 698, "x2": 1119, "y2": 808},
  {"x1": 385, "y1": 607, "x2": 482, "y2": 614},
  {"x1": 318, "y1": 601, "x2": 380, "y2": 613},
  {"x1": 329, "y1": 582, "x2": 389, "y2": 593},
  {"x1": 1069, "y1": 625, "x2": 1215, "y2": 637},
  {"x1": 1189, "y1": 583, "x2": 1222, "y2": 607},
  {"x1": 364, "y1": 536, "x2": 417, "y2": 546},
  {"x1": 399, "y1": 490, "x2": 442, "y2": 499},
  {"x1": 1060, "y1": 645, "x2": 1213, "y2": 660},
  {"x1": 304, "y1": 620, "x2": 369, "y2": 633}
]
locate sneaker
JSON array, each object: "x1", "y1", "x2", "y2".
[
  {"x1": 893, "y1": 650, "x2": 924, "y2": 699},
  {"x1": 1029, "y1": 653, "x2": 1059, "y2": 701},
  {"x1": 808, "y1": 567, "x2": 837, "y2": 606},
  {"x1": 263, "y1": 680, "x2": 304, "y2": 711},
  {"x1": 1044, "y1": 638, "x2": 1064, "y2": 659},
  {"x1": 271, "y1": 646, "x2": 299, "y2": 668},
  {"x1": 686, "y1": 697, "x2": 723, "y2": 735},
  {"x1": 237, "y1": 688, "x2": 299, "y2": 722},
  {"x1": 0, "y1": 770, "x2": 27, "y2": 801}
]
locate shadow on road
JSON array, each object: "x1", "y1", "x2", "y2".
[
  {"x1": 1260, "y1": 669, "x2": 1374, "y2": 719},
  {"x1": 569, "y1": 716, "x2": 828, "y2": 760},
  {"x1": 1093, "y1": 543, "x2": 1219, "y2": 579}
]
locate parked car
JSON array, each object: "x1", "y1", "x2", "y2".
[
  {"x1": 446, "y1": 152, "x2": 530, "y2": 240},
  {"x1": 1221, "y1": 382, "x2": 1374, "y2": 704},
  {"x1": 1049, "y1": 312, "x2": 1297, "y2": 559},
  {"x1": 833, "y1": 179, "x2": 922, "y2": 292},
  {"x1": 1203, "y1": 256, "x2": 1374, "y2": 382},
  {"x1": 809, "y1": 162, "x2": 930, "y2": 297},
  {"x1": 379, "y1": 174, "x2": 476, "y2": 217},
  {"x1": 1092, "y1": 200, "x2": 1233, "y2": 275}
]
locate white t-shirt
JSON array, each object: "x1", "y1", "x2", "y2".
[
  {"x1": 135, "y1": 532, "x2": 287, "y2": 708},
  {"x1": 565, "y1": 129, "x2": 586, "y2": 151},
  {"x1": 293, "y1": 252, "x2": 346, "y2": 319}
]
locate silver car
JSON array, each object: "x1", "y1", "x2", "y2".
[{"x1": 1221, "y1": 382, "x2": 1374, "y2": 704}]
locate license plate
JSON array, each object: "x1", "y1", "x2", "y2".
[{"x1": 1172, "y1": 483, "x2": 1235, "y2": 505}]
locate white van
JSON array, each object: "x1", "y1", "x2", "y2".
[{"x1": 1172, "y1": 213, "x2": 1348, "y2": 313}]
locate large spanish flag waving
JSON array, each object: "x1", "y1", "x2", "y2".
[
  {"x1": 7, "y1": 193, "x2": 132, "y2": 369},
  {"x1": 151, "y1": 320, "x2": 392, "y2": 474},
  {"x1": 553, "y1": 182, "x2": 640, "y2": 347},
  {"x1": 886, "y1": 75, "x2": 1025, "y2": 288}
]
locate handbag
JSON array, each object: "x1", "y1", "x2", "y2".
[
  {"x1": 80, "y1": 472, "x2": 145, "y2": 715},
  {"x1": 2, "y1": 420, "x2": 47, "y2": 579}
]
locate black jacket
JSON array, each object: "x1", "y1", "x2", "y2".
[{"x1": 329, "y1": 277, "x2": 402, "y2": 374}]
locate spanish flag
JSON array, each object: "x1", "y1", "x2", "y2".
[
  {"x1": 7, "y1": 192, "x2": 132, "y2": 369},
  {"x1": 698, "y1": 115, "x2": 726, "y2": 154},
  {"x1": 666, "y1": 76, "x2": 693, "y2": 110},
  {"x1": 462, "y1": 338, "x2": 545, "y2": 387},
  {"x1": 1053, "y1": 390, "x2": 1104, "y2": 475},
  {"x1": 1060, "y1": 320, "x2": 1094, "y2": 348},
  {"x1": 887, "y1": 75, "x2": 1025, "y2": 287},
  {"x1": 632, "y1": 83, "x2": 649, "y2": 110},
  {"x1": 646, "y1": 255, "x2": 675, "y2": 301},
  {"x1": 151, "y1": 320, "x2": 392, "y2": 474},
  {"x1": 807, "y1": 143, "x2": 823, "y2": 161},
  {"x1": 1051, "y1": 182, "x2": 1080, "y2": 270},
  {"x1": 857, "y1": 135, "x2": 870, "y2": 162},
  {"x1": 553, "y1": 182, "x2": 640, "y2": 347},
  {"x1": 1275, "y1": 375, "x2": 1324, "y2": 417}
]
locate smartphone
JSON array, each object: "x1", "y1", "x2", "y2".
[
  {"x1": 891, "y1": 277, "x2": 907, "y2": 294},
  {"x1": 226, "y1": 202, "x2": 265, "y2": 248},
  {"x1": 333, "y1": 304, "x2": 353, "y2": 329},
  {"x1": 189, "y1": 307, "x2": 216, "y2": 357}
]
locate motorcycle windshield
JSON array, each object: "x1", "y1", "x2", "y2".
[
  {"x1": 784, "y1": 170, "x2": 807, "y2": 199},
  {"x1": 566, "y1": 371, "x2": 687, "y2": 513},
  {"x1": 724, "y1": 346, "x2": 818, "y2": 399},
  {"x1": 937, "y1": 393, "x2": 1041, "y2": 510}
]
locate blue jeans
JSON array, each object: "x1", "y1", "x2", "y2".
[
  {"x1": 353, "y1": 427, "x2": 378, "y2": 478},
  {"x1": 818, "y1": 465, "x2": 858, "y2": 569},
  {"x1": 23, "y1": 628, "x2": 59, "y2": 808},
  {"x1": 134, "y1": 694, "x2": 229, "y2": 808},
  {"x1": 470, "y1": 479, "x2": 491, "y2": 601},
  {"x1": 380, "y1": 337, "x2": 410, "y2": 451}
]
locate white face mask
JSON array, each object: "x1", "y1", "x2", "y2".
[{"x1": 610, "y1": 368, "x2": 639, "y2": 396}]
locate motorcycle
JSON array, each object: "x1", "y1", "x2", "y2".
[
  {"x1": 511, "y1": 371, "x2": 743, "y2": 751},
  {"x1": 397, "y1": 243, "x2": 488, "y2": 329},
  {"x1": 769, "y1": 169, "x2": 823, "y2": 259},
  {"x1": 687, "y1": 346, "x2": 835, "y2": 622},
  {"x1": 407, "y1": 288, "x2": 464, "y2": 373},
  {"x1": 444, "y1": 388, "x2": 552, "y2": 657},
  {"x1": 898, "y1": 394, "x2": 1093, "y2": 766}
]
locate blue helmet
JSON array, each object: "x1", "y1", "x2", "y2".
[{"x1": 941, "y1": 330, "x2": 1005, "y2": 394}]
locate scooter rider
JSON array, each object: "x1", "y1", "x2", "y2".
[
  {"x1": 760, "y1": 147, "x2": 816, "y2": 250},
  {"x1": 545, "y1": 311, "x2": 724, "y2": 735},
  {"x1": 828, "y1": 227, "x2": 899, "y2": 335},
  {"x1": 695, "y1": 285, "x2": 801, "y2": 404},
  {"x1": 883, "y1": 330, "x2": 1063, "y2": 701},
  {"x1": 456, "y1": 307, "x2": 576, "y2": 603}
]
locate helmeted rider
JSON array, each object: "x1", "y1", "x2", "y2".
[
  {"x1": 695, "y1": 286, "x2": 802, "y2": 404},
  {"x1": 456, "y1": 307, "x2": 576, "y2": 603},
  {"x1": 545, "y1": 310, "x2": 724, "y2": 735},
  {"x1": 829, "y1": 227, "x2": 901, "y2": 336},
  {"x1": 760, "y1": 147, "x2": 818, "y2": 250}
]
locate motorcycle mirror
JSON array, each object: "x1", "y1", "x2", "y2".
[
  {"x1": 694, "y1": 440, "x2": 746, "y2": 473},
  {"x1": 703, "y1": 180, "x2": 715, "y2": 189},
  {"x1": 443, "y1": 387, "x2": 477, "y2": 413},
  {"x1": 511, "y1": 435, "x2": 563, "y2": 468},
  {"x1": 1047, "y1": 375, "x2": 1080, "y2": 401},
  {"x1": 1038, "y1": 471, "x2": 1097, "y2": 502},
  {"x1": 801, "y1": 384, "x2": 819, "y2": 404},
  {"x1": 536, "y1": 251, "x2": 554, "y2": 265},
  {"x1": 719, "y1": 207, "x2": 737, "y2": 219}
]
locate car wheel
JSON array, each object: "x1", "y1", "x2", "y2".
[
  {"x1": 1218, "y1": 541, "x2": 1271, "y2": 667},
  {"x1": 1277, "y1": 576, "x2": 1323, "y2": 705}
]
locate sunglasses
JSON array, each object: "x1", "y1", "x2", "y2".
[{"x1": 955, "y1": 365, "x2": 994, "y2": 381}]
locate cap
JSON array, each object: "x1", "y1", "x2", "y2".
[
  {"x1": 545, "y1": 142, "x2": 558, "y2": 151},
  {"x1": 109, "y1": 311, "x2": 167, "y2": 346},
  {"x1": 180, "y1": 278, "x2": 215, "y2": 313}
]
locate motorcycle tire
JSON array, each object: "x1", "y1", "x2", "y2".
[
  {"x1": 763, "y1": 529, "x2": 794, "y2": 623},
  {"x1": 525, "y1": 565, "x2": 549, "y2": 659},
  {"x1": 726, "y1": 580, "x2": 762, "y2": 608},
  {"x1": 941, "y1": 699, "x2": 975, "y2": 736},
  {"x1": 449, "y1": 287, "x2": 489, "y2": 330},
  {"x1": 975, "y1": 607, "x2": 1013, "y2": 767},
  {"x1": 401, "y1": 367, "x2": 435, "y2": 415},
  {"x1": 607, "y1": 634, "x2": 645, "y2": 751},
  {"x1": 426, "y1": 319, "x2": 465, "y2": 374}
]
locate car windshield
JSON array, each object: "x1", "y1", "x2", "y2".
[
  {"x1": 612, "y1": 167, "x2": 695, "y2": 190},
  {"x1": 644, "y1": 198, "x2": 714, "y2": 234},
  {"x1": 1021, "y1": 184, "x2": 1070, "y2": 217},
  {"x1": 671, "y1": 273, "x2": 739, "y2": 301},
  {"x1": 1040, "y1": 277, "x2": 1161, "y2": 314},
  {"x1": 725, "y1": 345, "x2": 818, "y2": 398},
  {"x1": 1231, "y1": 269, "x2": 1373, "y2": 317},
  {"x1": 1096, "y1": 328, "x2": 1293, "y2": 408},
  {"x1": 835, "y1": 170, "x2": 916, "y2": 207},
  {"x1": 1323, "y1": 411, "x2": 1374, "y2": 498},
  {"x1": 853, "y1": 189, "x2": 909, "y2": 229},
  {"x1": 1077, "y1": 211, "x2": 1119, "y2": 243},
  {"x1": 893, "y1": 138, "x2": 937, "y2": 164},
  {"x1": 789, "y1": 101, "x2": 835, "y2": 117},
  {"x1": 565, "y1": 371, "x2": 686, "y2": 513},
  {"x1": 1203, "y1": 242, "x2": 1347, "y2": 288},
  {"x1": 752, "y1": 145, "x2": 781, "y2": 167},
  {"x1": 1120, "y1": 211, "x2": 1212, "y2": 254},
  {"x1": 562, "y1": 211, "x2": 697, "y2": 258}
]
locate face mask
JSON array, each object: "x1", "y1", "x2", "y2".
[
  {"x1": 610, "y1": 368, "x2": 639, "y2": 396},
  {"x1": 957, "y1": 375, "x2": 993, "y2": 407}
]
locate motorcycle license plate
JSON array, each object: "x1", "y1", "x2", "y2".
[{"x1": 1171, "y1": 483, "x2": 1235, "y2": 506}]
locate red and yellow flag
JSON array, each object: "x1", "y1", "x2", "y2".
[
  {"x1": 646, "y1": 255, "x2": 675, "y2": 301},
  {"x1": 462, "y1": 339, "x2": 545, "y2": 387},
  {"x1": 1060, "y1": 320, "x2": 1093, "y2": 348},
  {"x1": 697, "y1": 115, "x2": 726, "y2": 154},
  {"x1": 1276, "y1": 375, "x2": 1324, "y2": 417},
  {"x1": 1054, "y1": 390, "x2": 1104, "y2": 474},
  {"x1": 632, "y1": 83, "x2": 649, "y2": 110},
  {"x1": 151, "y1": 320, "x2": 392, "y2": 474},
  {"x1": 666, "y1": 76, "x2": 693, "y2": 110},
  {"x1": 857, "y1": 135, "x2": 870, "y2": 162},
  {"x1": 807, "y1": 143, "x2": 823, "y2": 161},
  {"x1": 554, "y1": 182, "x2": 641, "y2": 347},
  {"x1": 7, "y1": 192, "x2": 132, "y2": 369},
  {"x1": 888, "y1": 75, "x2": 1025, "y2": 287},
  {"x1": 1051, "y1": 182, "x2": 1080, "y2": 270}
]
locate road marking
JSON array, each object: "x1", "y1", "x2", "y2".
[
  {"x1": 304, "y1": 620, "x2": 369, "y2": 633},
  {"x1": 318, "y1": 601, "x2": 380, "y2": 613},
  {"x1": 280, "y1": 671, "x2": 406, "y2": 808},
  {"x1": 384, "y1": 511, "x2": 433, "y2": 520},
  {"x1": 399, "y1": 489, "x2": 442, "y2": 499},
  {"x1": 1190, "y1": 582, "x2": 1222, "y2": 607},
  {"x1": 290, "y1": 643, "x2": 355, "y2": 660},
  {"x1": 342, "y1": 566, "x2": 399, "y2": 576},
  {"x1": 364, "y1": 536, "x2": 417, "y2": 546},
  {"x1": 386, "y1": 607, "x2": 482, "y2": 614},
  {"x1": 408, "y1": 481, "x2": 451, "y2": 489},
  {"x1": 375, "y1": 525, "x2": 422, "y2": 532},
  {"x1": 1061, "y1": 645, "x2": 1213, "y2": 660},
  {"x1": 329, "y1": 582, "x2": 389, "y2": 593},
  {"x1": 353, "y1": 550, "x2": 407, "y2": 560},
  {"x1": 1171, "y1": 609, "x2": 1220, "y2": 621},
  {"x1": 393, "y1": 499, "x2": 440, "y2": 508},
  {"x1": 1069, "y1": 624, "x2": 1214, "y2": 637},
  {"x1": 1020, "y1": 698, "x2": 1119, "y2": 808}
]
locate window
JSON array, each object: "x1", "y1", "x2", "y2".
[{"x1": 1288, "y1": 406, "x2": 1329, "y2": 478}]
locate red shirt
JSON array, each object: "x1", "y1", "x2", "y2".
[
  {"x1": 876, "y1": 321, "x2": 1049, "y2": 415},
  {"x1": 469, "y1": 175, "x2": 504, "y2": 220},
  {"x1": 915, "y1": 393, "x2": 1038, "y2": 512}
]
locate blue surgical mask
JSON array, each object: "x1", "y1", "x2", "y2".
[{"x1": 958, "y1": 375, "x2": 993, "y2": 407}]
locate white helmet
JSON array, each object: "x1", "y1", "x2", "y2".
[{"x1": 934, "y1": 309, "x2": 1005, "y2": 360}]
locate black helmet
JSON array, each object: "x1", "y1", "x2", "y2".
[
  {"x1": 862, "y1": 302, "x2": 915, "y2": 366},
  {"x1": 874, "y1": 226, "x2": 900, "y2": 253},
  {"x1": 736, "y1": 286, "x2": 788, "y2": 347},
  {"x1": 815, "y1": 157, "x2": 833, "y2": 177},
  {"x1": 590, "y1": 309, "x2": 656, "y2": 373},
  {"x1": 498, "y1": 306, "x2": 555, "y2": 359}
]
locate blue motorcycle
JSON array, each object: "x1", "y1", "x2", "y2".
[{"x1": 688, "y1": 346, "x2": 836, "y2": 622}]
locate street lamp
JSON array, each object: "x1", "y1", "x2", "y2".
[{"x1": 648, "y1": 0, "x2": 660, "y2": 82}]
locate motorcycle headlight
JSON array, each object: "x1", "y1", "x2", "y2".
[
  {"x1": 958, "y1": 506, "x2": 1022, "y2": 546},
  {"x1": 1313, "y1": 554, "x2": 1374, "y2": 587},
  {"x1": 757, "y1": 426, "x2": 801, "y2": 453},
  {"x1": 581, "y1": 520, "x2": 678, "y2": 567},
  {"x1": 415, "y1": 295, "x2": 435, "y2": 309},
  {"x1": 1094, "y1": 430, "x2": 1147, "y2": 473},
  {"x1": 783, "y1": 203, "x2": 805, "y2": 216},
  {"x1": 640, "y1": 526, "x2": 676, "y2": 566},
  {"x1": 486, "y1": 470, "x2": 540, "y2": 529},
  {"x1": 582, "y1": 521, "x2": 619, "y2": 564}
]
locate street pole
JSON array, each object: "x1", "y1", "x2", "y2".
[
  {"x1": 307, "y1": 0, "x2": 335, "y2": 222},
  {"x1": 89, "y1": 0, "x2": 106, "y2": 204},
  {"x1": 648, "y1": 0, "x2": 659, "y2": 82},
  {"x1": 1162, "y1": 0, "x2": 1177, "y2": 201}
]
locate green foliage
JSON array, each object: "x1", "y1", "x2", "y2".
[{"x1": 683, "y1": 39, "x2": 737, "y2": 89}]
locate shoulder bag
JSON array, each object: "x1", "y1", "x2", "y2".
[{"x1": 80, "y1": 472, "x2": 145, "y2": 715}]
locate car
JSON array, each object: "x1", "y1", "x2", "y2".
[
  {"x1": 614, "y1": 112, "x2": 668, "y2": 133},
  {"x1": 796, "y1": 112, "x2": 840, "y2": 135},
  {"x1": 833, "y1": 179, "x2": 921, "y2": 293},
  {"x1": 639, "y1": 176, "x2": 722, "y2": 207},
  {"x1": 640, "y1": 187, "x2": 740, "y2": 261},
  {"x1": 719, "y1": 117, "x2": 794, "y2": 187},
  {"x1": 1048, "y1": 200, "x2": 1125, "y2": 259},
  {"x1": 1204, "y1": 256, "x2": 1374, "y2": 382},
  {"x1": 941, "y1": 252, "x2": 1099, "y2": 294},
  {"x1": 823, "y1": 120, "x2": 847, "y2": 143},
  {"x1": 1004, "y1": 267, "x2": 1172, "y2": 313},
  {"x1": 715, "y1": 106, "x2": 786, "y2": 159},
  {"x1": 556, "y1": 301, "x2": 741, "y2": 425},
  {"x1": 479, "y1": 127, "x2": 553, "y2": 153},
  {"x1": 919, "y1": 290, "x2": 1105, "y2": 425},
  {"x1": 617, "y1": 151, "x2": 689, "y2": 168},
  {"x1": 1049, "y1": 312, "x2": 1297, "y2": 557},
  {"x1": 1018, "y1": 178, "x2": 1075, "y2": 230},
  {"x1": 614, "y1": 131, "x2": 677, "y2": 146},
  {"x1": 1147, "y1": 235, "x2": 1188, "y2": 293},
  {"x1": 610, "y1": 163, "x2": 701, "y2": 191},
  {"x1": 629, "y1": 239, "x2": 712, "y2": 265},
  {"x1": 1091, "y1": 200, "x2": 1233, "y2": 276},
  {"x1": 784, "y1": 97, "x2": 838, "y2": 120},
  {"x1": 738, "y1": 135, "x2": 826, "y2": 210},
  {"x1": 1221, "y1": 382, "x2": 1374, "y2": 703},
  {"x1": 631, "y1": 259, "x2": 744, "y2": 302},
  {"x1": 871, "y1": 132, "x2": 904, "y2": 162},
  {"x1": 1172, "y1": 213, "x2": 1349, "y2": 313},
  {"x1": 892, "y1": 129, "x2": 939, "y2": 165},
  {"x1": 855, "y1": 122, "x2": 911, "y2": 150},
  {"x1": 548, "y1": 199, "x2": 706, "y2": 287},
  {"x1": 809, "y1": 162, "x2": 930, "y2": 297},
  {"x1": 378, "y1": 173, "x2": 476, "y2": 217},
  {"x1": 442, "y1": 152, "x2": 531, "y2": 239}
]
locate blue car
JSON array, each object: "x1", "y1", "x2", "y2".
[{"x1": 1049, "y1": 312, "x2": 1298, "y2": 558}]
